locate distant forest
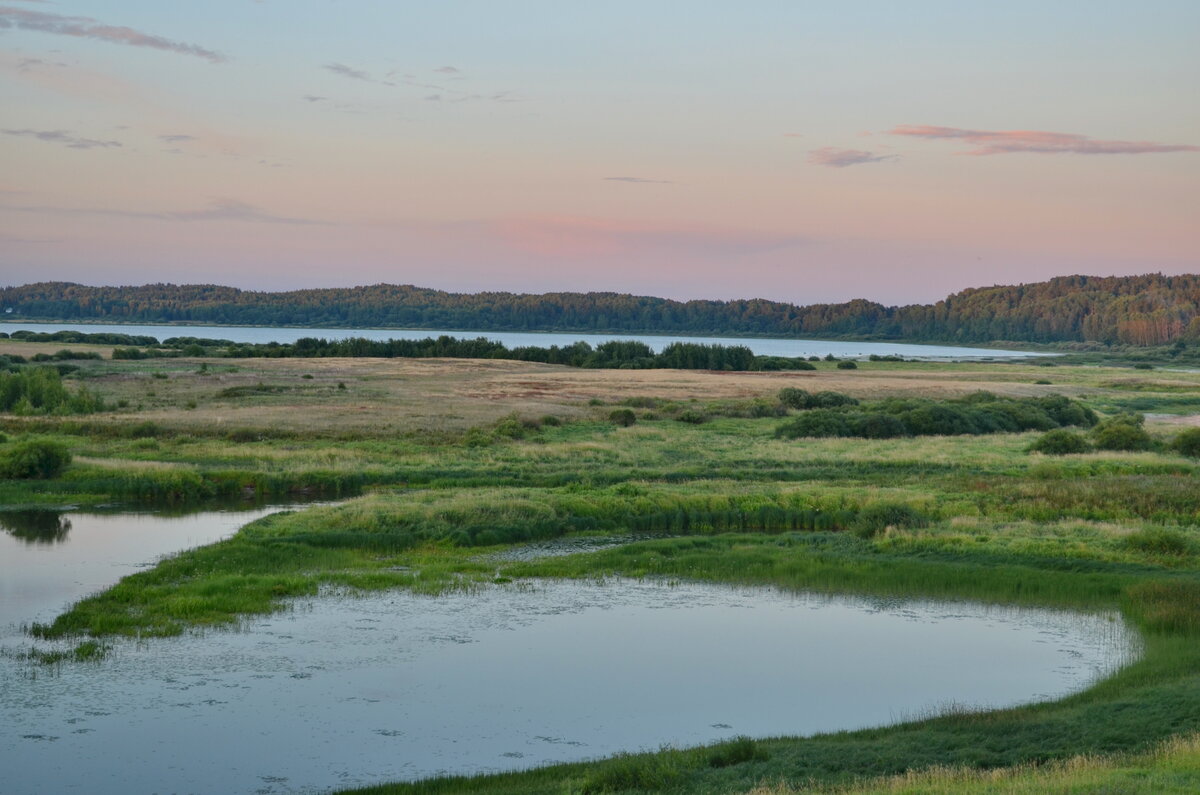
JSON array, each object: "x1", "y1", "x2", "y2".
[{"x1": 3, "y1": 274, "x2": 1200, "y2": 346}]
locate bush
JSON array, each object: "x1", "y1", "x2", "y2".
[
  {"x1": 812, "y1": 391, "x2": 858, "y2": 408},
  {"x1": 749, "y1": 399, "x2": 787, "y2": 418},
  {"x1": 854, "y1": 502, "x2": 928, "y2": 538},
  {"x1": 1092, "y1": 414, "x2": 1153, "y2": 451},
  {"x1": 775, "y1": 393, "x2": 1095, "y2": 439},
  {"x1": 1172, "y1": 428, "x2": 1200, "y2": 458},
  {"x1": 675, "y1": 409, "x2": 708, "y2": 424},
  {"x1": 836, "y1": 359, "x2": 858, "y2": 370},
  {"x1": 0, "y1": 439, "x2": 72, "y2": 479},
  {"x1": 608, "y1": 408, "x2": 637, "y2": 427},
  {"x1": 849, "y1": 412, "x2": 908, "y2": 439},
  {"x1": 1029, "y1": 429, "x2": 1091, "y2": 455},
  {"x1": 778, "y1": 387, "x2": 814, "y2": 410},
  {"x1": 775, "y1": 409, "x2": 853, "y2": 438},
  {"x1": 0, "y1": 366, "x2": 104, "y2": 415}
]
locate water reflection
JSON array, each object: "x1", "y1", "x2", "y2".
[
  {"x1": 0, "y1": 510, "x2": 73, "y2": 545},
  {"x1": 0, "y1": 579, "x2": 1139, "y2": 795}
]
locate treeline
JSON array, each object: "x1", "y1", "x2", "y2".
[
  {"x1": 118, "y1": 335, "x2": 814, "y2": 372},
  {"x1": 4, "y1": 274, "x2": 1200, "y2": 345}
]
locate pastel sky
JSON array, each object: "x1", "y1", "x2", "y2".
[{"x1": 1, "y1": 1, "x2": 1197, "y2": 305}]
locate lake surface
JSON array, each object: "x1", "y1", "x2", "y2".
[
  {"x1": 0, "y1": 508, "x2": 1137, "y2": 794},
  {"x1": 0, "y1": 320, "x2": 1053, "y2": 360},
  {"x1": 0, "y1": 505, "x2": 304, "y2": 639}
]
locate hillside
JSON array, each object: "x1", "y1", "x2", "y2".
[{"x1": 3, "y1": 274, "x2": 1199, "y2": 346}]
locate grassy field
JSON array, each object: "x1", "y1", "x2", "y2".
[{"x1": 4, "y1": 339, "x2": 1200, "y2": 792}]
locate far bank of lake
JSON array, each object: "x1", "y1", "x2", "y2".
[{"x1": 0, "y1": 321, "x2": 1055, "y2": 361}]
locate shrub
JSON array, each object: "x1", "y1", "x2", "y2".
[
  {"x1": 836, "y1": 359, "x2": 858, "y2": 370},
  {"x1": 1133, "y1": 362, "x2": 1154, "y2": 370},
  {"x1": 812, "y1": 391, "x2": 858, "y2": 408},
  {"x1": 778, "y1": 387, "x2": 814, "y2": 410},
  {"x1": 850, "y1": 412, "x2": 908, "y2": 439},
  {"x1": 749, "y1": 399, "x2": 787, "y2": 418},
  {"x1": 854, "y1": 502, "x2": 928, "y2": 539},
  {"x1": 775, "y1": 409, "x2": 853, "y2": 438},
  {"x1": 0, "y1": 366, "x2": 104, "y2": 415},
  {"x1": 1172, "y1": 428, "x2": 1200, "y2": 458},
  {"x1": 493, "y1": 416, "x2": 525, "y2": 439},
  {"x1": 675, "y1": 409, "x2": 708, "y2": 424},
  {"x1": 1029, "y1": 429, "x2": 1091, "y2": 455},
  {"x1": 1092, "y1": 414, "x2": 1153, "y2": 451},
  {"x1": 540, "y1": 415, "x2": 562, "y2": 427},
  {"x1": 608, "y1": 408, "x2": 636, "y2": 427},
  {"x1": 0, "y1": 439, "x2": 72, "y2": 479}
]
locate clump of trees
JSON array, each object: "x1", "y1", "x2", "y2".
[
  {"x1": 0, "y1": 367, "x2": 105, "y2": 415},
  {"x1": 776, "y1": 392, "x2": 1097, "y2": 439}
]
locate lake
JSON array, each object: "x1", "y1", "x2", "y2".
[
  {"x1": 0, "y1": 507, "x2": 1136, "y2": 794},
  {"x1": 0, "y1": 320, "x2": 1054, "y2": 360}
]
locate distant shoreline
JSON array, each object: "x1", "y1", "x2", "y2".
[{"x1": 0, "y1": 317, "x2": 1061, "y2": 354}]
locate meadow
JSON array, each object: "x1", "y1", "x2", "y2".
[{"x1": 3, "y1": 339, "x2": 1200, "y2": 792}]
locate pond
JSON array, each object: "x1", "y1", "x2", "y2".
[
  {"x1": 0, "y1": 504, "x2": 308, "y2": 642},
  {"x1": 0, "y1": 509, "x2": 1138, "y2": 794}
]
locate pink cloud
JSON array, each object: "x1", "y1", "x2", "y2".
[
  {"x1": 890, "y1": 125, "x2": 1200, "y2": 156},
  {"x1": 0, "y1": 5, "x2": 225, "y2": 62},
  {"x1": 807, "y1": 147, "x2": 896, "y2": 168}
]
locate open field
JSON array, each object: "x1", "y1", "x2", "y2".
[{"x1": 4, "y1": 339, "x2": 1200, "y2": 792}]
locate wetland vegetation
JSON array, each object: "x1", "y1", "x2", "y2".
[{"x1": 3, "y1": 336, "x2": 1200, "y2": 792}]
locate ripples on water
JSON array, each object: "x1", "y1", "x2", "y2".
[{"x1": 1, "y1": 570, "x2": 1138, "y2": 795}]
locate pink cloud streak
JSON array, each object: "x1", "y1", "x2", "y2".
[
  {"x1": 890, "y1": 125, "x2": 1200, "y2": 156},
  {"x1": 0, "y1": 5, "x2": 225, "y2": 62}
]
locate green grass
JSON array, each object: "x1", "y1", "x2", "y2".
[{"x1": 5, "y1": 352, "x2": 1200, "y2": 791}]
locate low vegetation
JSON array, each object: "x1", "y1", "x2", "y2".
[{"x1": 4, "y1": 339, "x2": 1200, "y2": 792}]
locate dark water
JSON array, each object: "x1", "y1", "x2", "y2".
[
  {"x1": 0, "y1": 320, "x2": 1055, "y2": 360},
  {"x1": 0, "y1": 510, "x2": 1137, "y2": 794},
  {"x1": 0, "y1": 504, "x2": 302, "y2": 639}
]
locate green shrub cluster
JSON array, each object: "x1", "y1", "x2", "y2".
[
  {"x1": 777, "y1": 388, "x2": 860, "y2": 410},
  {"x1": 1029, "y1": 429, "x2": 1092, "y2": 455},
  {"x1": 0, "y1": 438, "x2": 72, "y2": 479},
  {"x1": 1091, "y1": 413, "x2": 1153, "y2": 451},
  {"x1": 608, "y1": 408, "x2": 636, "y2": 427},
  {"x1": 776, "y1": 392, "x2": 1096, "y2": 439},
  {"x1": 0, "y1": 366, "x2": 105, "y2": 415},
  {"x1": 1173, "y1": 428, "x2": 1200, "y2": 458}
]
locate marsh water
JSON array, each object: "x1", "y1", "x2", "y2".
[
  {"x1": 0, "y1": 320, "x2": 1055, "y2": 360},
  {"x1": 0, "y1": 507, "x2": 1137, "y2": 794}
]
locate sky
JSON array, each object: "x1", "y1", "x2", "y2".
[{"x1": 1, "y1": 1, "x2": 1197, "y2": 306}]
